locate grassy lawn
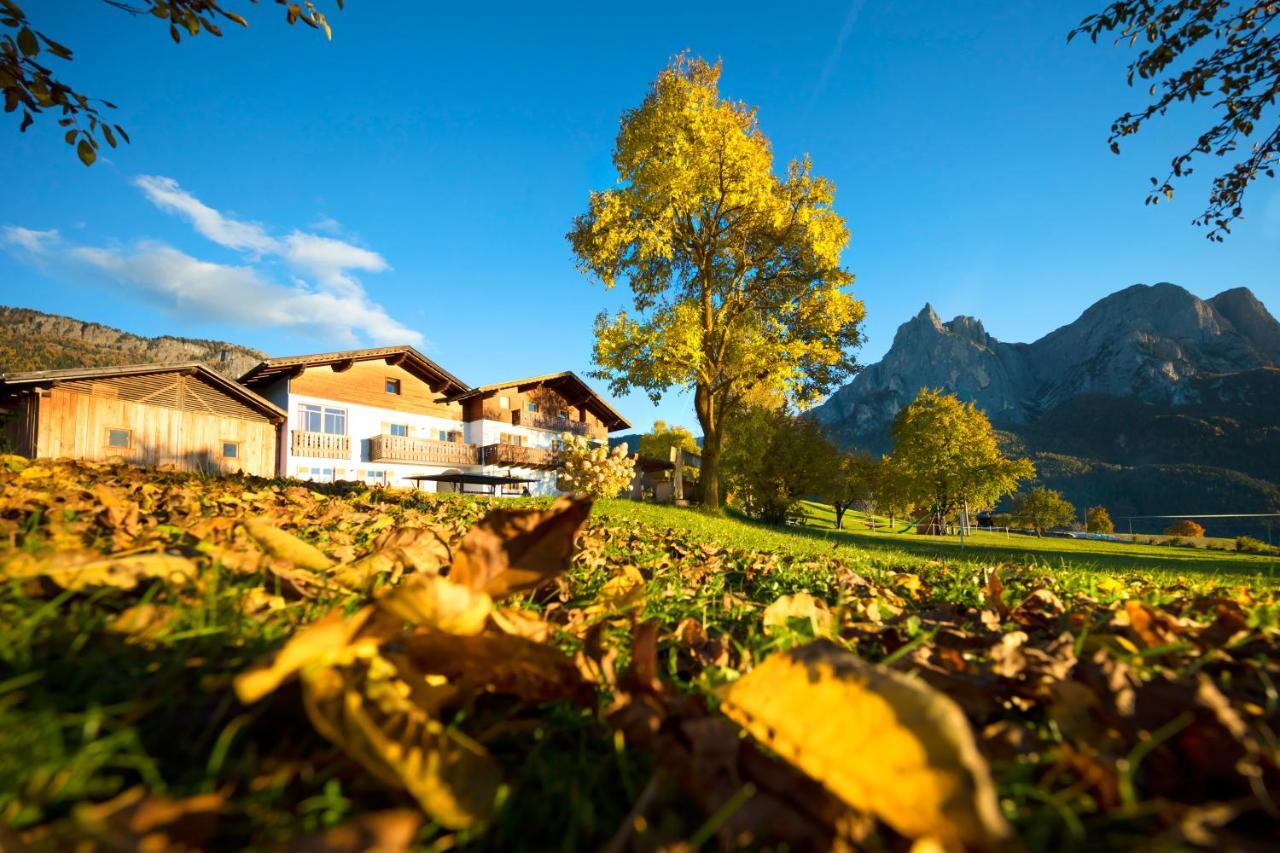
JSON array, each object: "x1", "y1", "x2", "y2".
[
  {"x1": 596, "y1": 498, "x2": 1280, "y2": 582},
  {"x1": 3, "y1": 460, "x2": 1279, "y2": 850}
]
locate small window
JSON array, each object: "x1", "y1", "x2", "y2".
[
  {"x1": 221, "y1": 441, "x2": 239, "y2": 459},
  {"x1": 558, "y1": 409, "x2": 569, "y2": 420},
  {"x1": 389, "y1": 424, "x2": 409, "y2": 437},
  {"x1": 385, "y1": 378, "x2": 401, "y2": 395},
  {"x1": 498, "y1": 396, "x2": 510, "y2": 410},
  {"x1": 527, "y1": 402, "x2": 539, "y2": 413},
  {"x1": 106, "y1": 428, "x2": 131, "y2": 449}
]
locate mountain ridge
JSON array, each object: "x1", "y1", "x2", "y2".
[{"x1": 0, "y1": 306, "x2": 267, "y2": 378}]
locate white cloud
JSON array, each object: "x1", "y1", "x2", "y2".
[
  {"x1": 69, "y1": 241, "x2": 420, "y2": 344},
  {"x1": 2, "y1": 226, "x2": 59, "y2": 253},
  {"x1": 3, "y1": 177, "x2": 420, "y2": 346},
  {"x1": 310, "y1": 215, "x2": 342, "y2": 234},
  {"x1": 134, "y1": 175, "x2": 278, "y2": 255}
]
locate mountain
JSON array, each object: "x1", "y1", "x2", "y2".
[
  {"x1": 814, "y1": 283, "x2": 1280, "y2": 534},
  {"x1": 0, "y1": 306, "x2": 266, "y2": 378}
]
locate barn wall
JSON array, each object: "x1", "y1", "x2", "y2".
[{"x1": 34, "y1": 385, "x2": 277, "y2": 476}]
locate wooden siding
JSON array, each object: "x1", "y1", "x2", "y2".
[
  {"x1": 34, "y1": 386, "x2": 277, "y2": 476},
  {"x1": 57, "y1": 372, "x2": 273, "y2": 422},
  {"x1": 291, "y1": 361, "x2": 464, "y2": 419},
  {"x1": 463, "y1": 386, "x2": 607, "y2": 439}
]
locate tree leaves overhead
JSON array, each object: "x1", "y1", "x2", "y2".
[
  {"x1": 0, "y1": 1, "x2": 342, "y2": 163},
  {"x1": 717, "y1": 641, "x2": 1014, "y2": 850},
  {"x1": 1071, "y1": 1, "x2": 1280, "y2": 239}
]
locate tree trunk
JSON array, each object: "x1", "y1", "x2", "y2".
[
  {"x1": 834, "y1": 504, "x2": 846, "y2": 530},
  {"x1": 694, "y1": 382, "x2": 722, "y2": 509}
]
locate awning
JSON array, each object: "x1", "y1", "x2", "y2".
[{"x1": 404, "y1": 472, "x2": 538, "y2": 495}]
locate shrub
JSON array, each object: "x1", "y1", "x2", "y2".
[
  {"x1": 1165, "y1": 519, "x2": 1205, "y2": 538},
  {"x1": 1237, "y1": 535, "x2": 1272, "y2": 554},
  {"x1": 1086, "y1": 505, "x2": 1115, "y2": 534},
  {"x1": 557, "y1": 433, "x2": 636, "y2": 499}
]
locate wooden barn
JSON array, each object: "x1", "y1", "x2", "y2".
[{"x1": 0, "y1": 363, "x2": 286, "y2": 477}]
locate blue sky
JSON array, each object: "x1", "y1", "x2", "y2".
[{"x1": 2, "y1": 0, "x2": 1277, "y2": 433}]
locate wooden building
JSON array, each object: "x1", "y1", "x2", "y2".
[{"x1": 0, "y1": 363, "x2": 285, "y2": 477}]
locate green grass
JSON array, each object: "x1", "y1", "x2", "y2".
[{"x1": 595, "y1": 499, "x2": 1280, "y2": 582}]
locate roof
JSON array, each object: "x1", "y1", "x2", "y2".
[
  {"x1": 445, "y1": 371, "x2": 630, "y2": 430},
  {"x1": 0, "y1": 362, "x2": 286, "y2": 421},
  {"x1": 238, "y1": 346, "x2": 469, "y2": 397}
]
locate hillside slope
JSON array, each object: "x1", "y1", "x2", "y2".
[{"x1": 0, "y1": 306, "x2": 266, "y2": 377}]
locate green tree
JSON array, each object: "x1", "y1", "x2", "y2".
[
  {"x1": 1071, "y1": 1, "x2": 1280, "y2": 239},
  {"x1": 1086, "y1": 505, "x2": 1115, "y2": 534},
  {"x1": 568, "y1": 55, "x2": 865, "y2": 510},
  {"x1": 886, "y1": 389, "x2": 1034, "y2": 533},
  {"x1": 1015, "y1": 487, "x2": 1077, "y2": 536},
  {"x1": 1, "y1": 1, "x2": 339, "y2": 164},
  {"x1": 822, "y1": 451, "x2": 879, "y2": 530},
  {"x1": 638, "y1": 420, "x2": 700, "y2": 463},
  {"x1": 722, "y1": 405, "x2": 834, "y2": 525}
]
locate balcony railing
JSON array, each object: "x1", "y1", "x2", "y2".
[
  {"x1": 482, "y1": 443, "x2": 560, "y2": 470},
  {"x1": 369, "y1": 434, "x2": 480, "y2": 466},
  {"x1": 511, "y1": 410, "x2": 591, "y2": 435},
  {"x1": 291, "y1": 430, "x2": 350, "y2": 459}
]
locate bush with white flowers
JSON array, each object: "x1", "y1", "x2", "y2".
[{"x1": 557, "y1": 432, "x2": 636, "y2": 498}]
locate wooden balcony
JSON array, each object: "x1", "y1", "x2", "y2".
[
  {"x1": 482, "y1": 444, "x2": 560, "y2": 469},
  {"x1": 511, "y1": 410, "x2": 591, "y2": 436},
  {"x1": 369, "y1": 434, "x2": 480, "y2": 466},
  {"x1": 291, "y1": 430, "x2": 350, "y2": 460}
]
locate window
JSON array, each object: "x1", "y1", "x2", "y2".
[
  {"x1": 558, "y1": 409, "x2": 569, "y2": 420},
  {"x1": 499, "y1": 432, "x2": 527, "y2": 447},
  {"x1": 437, "y1": 429, "x2": 449, "y2": 442},
  {"x1": 550, "y1": 439, "x2": 564, "y2": 452},
  {"x1": 385, "y1": 378, "x2": 401, "y2": 395},
  {"x1": 106, "y1": 428, "x2": 131, "y2": 449},
  {"x1": 366, "y1": 470, "x2": 386, "y2": 485},
  {"x1": 527, "y1": 402, "x2": 539, "y2": 413},
  {"x1": 389, "y1": 423, "x2": 409, "y2": 437},
  {"x1": 221, "y1": 441, "x2": 239, "y2": 459},
  {"x1": 498, "y1": 396, "x2": 510, "y2": 410},
  {"x1": 299, "y1": 404, "x2": 346, "y2": 435}
]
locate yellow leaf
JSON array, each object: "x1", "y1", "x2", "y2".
[
  {"x1": 762, "y1": 592, "x2": 835, "y2": 637},
  {"x1": 245, "y1": 519, "x2": 333, "y2": 570},
  {"x1": 302, "y1": 663, "x2": 501, "y2": 829},
  {"x1": 72, "y1": 785, "x2": 224, "y2": 851},
  {"x1": 234, "y1": 607, "x2": 375, "y2": 704},
  {"x1": 447, "y1": 496, "x2": 591, "y2": 598},
  {"x1": 5, "y1": 552, "x2": 198, "y2": 592},
  {"x1": 376, "y1": 574, "x2": 492, "y2": 636},
  {"x1": 109, "y1": 603, "x2": 179, "y2": 641},
  {"x1": 716, "y1": 641, "x2": 1013, "y2": 850},
  {"x1": 590, "y1": 565, "x2": 647, "y2": 614}
]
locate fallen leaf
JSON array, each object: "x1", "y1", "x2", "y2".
[
  {"x1": 72, "y1": 785, "x2": 224, "y2": 851},
  {"x1": 245, "y1": 519, "x2": 334, "y2": 571},
  {"x1": 447, "y1": 496, "x2": 591, "y2": 597},
  {"x1": 286, "y1": 808, "x2": 424, "y2": 852},
  {"x1": 763, "y1": 593, "x2": 835, "y2": 638},
  {"x1": 716, "y1": 640, "x2": 1013, "y2": 850}
]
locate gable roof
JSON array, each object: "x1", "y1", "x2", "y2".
[
  {"x1": 445, "y1": 370, "x2": 630, "y2": 430},
  {"x1": 238, "y1": 346, "x2": 469, "y2": 397},
  {"x1": 0, "y1": 362, "x2": 286, "y2": 421}
]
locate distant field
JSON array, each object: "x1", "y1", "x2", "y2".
[{"x1": 596, "y1": 498, "x2": 1280, "y2": 581}]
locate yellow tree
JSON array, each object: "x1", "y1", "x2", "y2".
[
  {"x1": 568, "y1": 56, "x2": 865, "y2": 509},
  {"x1": 887, "y1": 389, "x2": 1034, "y2": 533}
]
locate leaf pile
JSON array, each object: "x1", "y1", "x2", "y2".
[{"x1": 1, "y1": 456, "x2": 1279, "y2": 850}]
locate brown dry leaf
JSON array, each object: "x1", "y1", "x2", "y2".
[
  {"x1": 983, "y1": 569, "x2": 1009, "y2": 621},
  {"x1": 286, "y1": 808, "x2": 424, "y2": 852},
  {"x1": 72, "y1": 785, "x2": 224, "y2": 852},
  {"x1": 235, "y1": 607, "x2": 376, "y2": 704},
  {"x1": 4, "y1": 552, "x2": 198, "y2": 592},
  {"x1": 763, "y1": 593, "x2": 836, "y2": 637},
  {"x1": 245, "y1": 519, "x2": 334, "y2": 571},
  {"x1": 490, "y1": 606, "x2": 551, "y2": 642},
  {"x1": 375, "y1": 574, "x2": 492, "y2": 636},
  {"x1": 371, "y1": 525, "x2": 452, "y2": 574},
  {"x1": 1123, "y1": 599, "x2": 1182, "y2": 649},
  {"x1": 716, "y1": 640, "x2": 1014, "y2": 851},
  {"x1": 585, "y1": 565, "x2": 647, "y2": 618},
  {"x1": 447, "y1": 496, "x2": 591, "y2": 598},
  {"x1": 400, "y1": 629, "x2": 590, "y2": 704},
  {"x1": 301, "y1": 663, "x2": 501, "y2": 830}
]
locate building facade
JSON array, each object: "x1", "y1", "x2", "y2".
[
  {"x1": 0, "y1": 363, "x2": 285, "y2": 477},
  {"x1": 239, "y1": 347, "x2": 630, "y2": 495}
]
